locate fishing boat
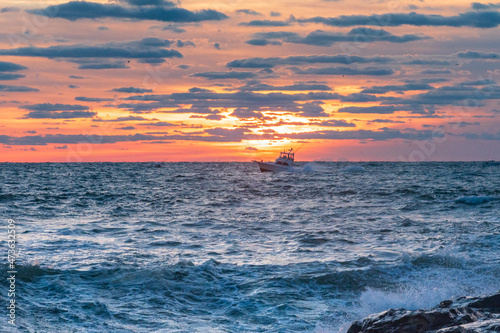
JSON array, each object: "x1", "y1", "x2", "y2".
[{"x1": 254, "y1": 148, "x2": 295, "y2": 172}]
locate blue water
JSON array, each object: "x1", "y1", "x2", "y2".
[{"x1": 1, "y1": 162, "x2": 499, "y2": 332}]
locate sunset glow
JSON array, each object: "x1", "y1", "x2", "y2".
[{"x1": 1, "y1": 0, "x2": 500, "y2": 161}]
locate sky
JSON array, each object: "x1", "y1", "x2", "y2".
[{"x1": 1, "y1": 0, "x2": 500, "y2": 162}]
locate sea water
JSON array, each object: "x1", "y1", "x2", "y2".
[{"x1": 0, "y1": 162, "x2": 499, "y2": 332}]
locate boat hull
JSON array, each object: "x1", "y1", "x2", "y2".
[{"x1": 255, "y1": 161, "x2": 291, "y2": 172}]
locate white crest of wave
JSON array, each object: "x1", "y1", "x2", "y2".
[
  {"x1": 358, "y1": 270, "x2": 500, "y2": 315},
  {"x1": 454, "y1": 195, "x2": 500, "y2": 204},
  {"x1": 339, "y1": 165, "x2": 366, "y2": 173},
  {"x1": 287, "y1": 162, "x2": 328, "y2": 173}
]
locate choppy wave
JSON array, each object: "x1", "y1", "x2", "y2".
[
  {"x1": 339, "y1": 165, "x2": 366, "y2": 172},
  {"x1": 1, "y1": 162, "x2": 499, "y2": 332},
  {"x1": 454, "y1": 195, "x2": 500, "y2": 205},
  {"x1": 4, "y1": 253, "x2": 500, "y2": 332}
]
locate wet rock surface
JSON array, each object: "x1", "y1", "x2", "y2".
[{"x1": 347, "y1": 292, "x2": 500, "y2": 333}]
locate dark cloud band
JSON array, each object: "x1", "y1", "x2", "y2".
[
  {"x1": 299, "y1": 10, "x2": 500, "y2": 28},
  {"x1": 28, "y1": 1, "x2": 228, "y2": 23}
]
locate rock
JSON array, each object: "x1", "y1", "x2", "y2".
[
  {"x1": 347, "y1": 291, "x2": 500, "y2": 333},
  {"x1": 468, "y1": 294, "x2": 500, "y2": 312},
  {"x1": 439, "y1": 300, "x2": 453, "y2": 309},
  {"x1": 435, "y1": 319, "x2": 500, "y2": 332}
]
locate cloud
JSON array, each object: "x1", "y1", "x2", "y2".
[
  {"x1": 191, "y1": 114, "x2": 225, "y2": 120},
  {"x1": 137, "y1": 58, "x2": 166, "y2": 65},
  {"x1": 28, "y1": 1, "x2": 228, "y2": 23},
  {"x1": 75, "y1": 97, "x2": 114, "y2": 102},
  {"x1": 19, "y1": 103, "x2": 97, "y2": 119},
  {"x1": 227, "y1": 54, "x2": 391, "y2": 68},
  {"x1": 175, "y1": 39, "x2": 195, "y2": 47},
  {"x1": 230, "y1": 108, "x2": 264, "y2": 119},
  {"x1": 270, "y1": 11, "x2": 281, "y2": 17},
  {"x1": 360, "y1": 83, "x2": 435, "y2": 94},
  {"x1": 299, "y1": 10, "x2": 500, "y2": 28},
  {"x1": 456, "y1": 50, "x2": 500, "y2": 59},
  {"x1": 403, "y1": 78, "x2": 450, "y2": 84},
  {"x1": 339, "y1": 93, "x2": 378, "y2": 102},
  {"x1": 232, "y1": 101, "x2": 331, "y2": 118},
  {"x1": 54, "y1": 145, "x2": 68, "y2": 149},
  {"x1": 0, "y1": 73, "x2": 25, "y2": 80},
  {"x1": 381, "y1": 84, "x2": 500, "y2": 107},
  {"x1": 78, "y1": 61, "x2": 130, "y2": 70},
  {"x1": 0, "y1": 131, "x2": 265, "y2": 145},
  {"x1": 245, "y1": 146, "x2": 258, "y2": 150},
  {"x1": 162, "y1": 25, "x2": 187, "y2": 33},
  {"x1": 313, "y1": 119, "x2": 356, "y2": 127},
  {"x1": 163, "y1": 105, "x2": 221, "y2": 115},
  {"x1": 240, "y1": 20, "x2": 291, "y2": 26},
  {"x1": 247, "y1": 28, "x2": 429, "y2": 47},
  {"x1": 191, "y1": 71, "x2": 256, "y2": 80},
  {"x1": 460, "y1": 79, "x2": 496, "y2": 85},
  {"x1": 293, "y1": 66, "x2": 394, "y2": 76},
  {"x1": 295, "y1": 102, "x2": 329, "y2": 117},
  {"x1": 205, "y1": 127, "x2": 250, "y2": 140},
  {"x1": 0, "y1": 85, "x2": 39, "y2": 92},
  {"x1": 19, "y1": 104, "x2": 96, "y2": 119},
  {"x1": 236, "y1": 81, "x2": 332, "y2": 91},
  {"x1": 92, "y1": 116, "x2": 155, "y2": 122},
  {"x1": 22, "y1": 111, "x2": 97, "y2": 119},
  {"x1": 120, "y1": 86, "x2": 443, "y2": 119},
  {"x1": 1, "y1": 7, "x2": 20, "y2": 13},
  {"x1": 246, "y1": 39, "x2": 282, "y2": 46},
  {"x1": 204, "y1": 114, "x2": 225, "y2": 120},
  {"x1": 420, "y1": 69, "x2": 452, "y2": 74},
  {"x1": 0, "y1": 61, "x2": 28, "y2": 80},
  {"x1": 367, "y1": 119, "x2": 405, "y2": 124},
  {"x1": 116, "y1": 126, "x2": 136, "y2": 130},
  {"x1": 110, "y1": 87, "x2": 153, "y2": 93},
  {"x1": 139, "y1": 121, "x2": 176, "y2": 126},
  {"x1": 236, "y1": 9, "x2": 261, "y2": 15},
  {"x1": 0, "y1": 38, "x2": 183, "y2": 60},
  {"x1": 472, "y1": 2, "x2": 500, "y2": 10},
  {"x1": 0, "y1": 128, "x2": 449, "y2": 146},
  {"x1": 448, "y1": 121, "x2": 480, "y2": 127},
  {"x1": 119, "y1": 87, "x2": 345, "y2": 114},
  {"x1": 337, "y1": 105, "x2": 406, "y2": 114},
  {"x1": 0, "y1": 134, "x2": 157, "y2": 145},
  {"x1": 0, "y1": 61, "x2": 27, "y2": 72},
  {"x1": 459, "y1": 132, "x2": 500, "y2": 140},
  {"x1": 403, "y1": 59, "x2": 451, "y2": 66},
  {"x1": 119, "y1": 0, "x2": 175, "y2": 6},
  {"x1": 133, "y1": 88, "x2": 336, "y2": 103},
  {"x1": 279, "y1": 128, "x2": 444, "y2": 141},
  {"x1": 20, "y1": 103, "x2": 91, "y2": 111}
]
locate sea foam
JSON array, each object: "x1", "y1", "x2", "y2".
[{"x1": 339, "y1": 165, "x2": 366, "y2": 173}]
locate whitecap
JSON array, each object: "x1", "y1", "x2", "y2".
[
  {"x1": 454, "y1": 196, "x2": 500, "y2": 205},
  {"x1": 339, "y1": 165, "x2": 366, "y2": 173}
]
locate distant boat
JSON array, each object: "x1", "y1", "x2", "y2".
[{"x1": 254, "y1": 148, "x2": 295, "y2": 172}]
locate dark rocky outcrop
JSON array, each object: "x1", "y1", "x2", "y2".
[{"x1": 347, "y1": 291, "x2": 500, "y2": 333}]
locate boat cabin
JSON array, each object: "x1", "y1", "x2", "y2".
[{"x1": 275, "y1": 148, "x2": 295, "y2": 166}]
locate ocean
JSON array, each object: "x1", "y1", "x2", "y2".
[{"x1": 1, "y1": 162, "x2": 499, "y2": 332}]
